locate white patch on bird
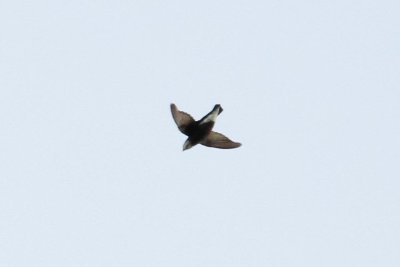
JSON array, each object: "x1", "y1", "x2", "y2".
[{"x1": 199, "y1": 108, "x2": 219, "y2": 125}]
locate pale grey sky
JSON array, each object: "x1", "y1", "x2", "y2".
[{"x1": 1, "y1": 0, "x2": 399, "y2": 266}]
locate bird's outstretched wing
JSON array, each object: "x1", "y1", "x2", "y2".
[
  {"x1": 170, "y1": 104, "x2": 195, "y2": 136},
  {"x1": 200, "y1": 131, "x2": 241, "y2": 149}
]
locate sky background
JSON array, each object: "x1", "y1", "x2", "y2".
[{"x1": 1, "y1": 0, "x2": 399, "y2": 266}]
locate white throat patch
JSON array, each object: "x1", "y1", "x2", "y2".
[{"x1": 199, "y1": 108, "x2": 219, "y2": 125}]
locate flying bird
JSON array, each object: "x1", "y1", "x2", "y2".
[{"x1": 170, "y1": 103, "x2": 241, "y2": 151}]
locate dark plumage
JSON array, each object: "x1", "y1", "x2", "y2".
[{"x1": 170, "y1": 103, "x2": 241, "y2": 151}]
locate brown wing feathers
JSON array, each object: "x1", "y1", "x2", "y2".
[
  {"x1": 170, "y1": 104, "x2": 195, "y2": 135},
  {"x1": 200, "y1": 131, "x2": 241, "y2": 149}
]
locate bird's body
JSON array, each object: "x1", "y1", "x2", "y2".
[{"x1": 170, "y1": 103, "x2": 241, "y2": 151}]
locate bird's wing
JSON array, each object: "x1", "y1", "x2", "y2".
[
  {"x1": 170, "y1": 104, "x2": 195, "y2": 135},
  {"x1": 200, "y1": 131, "x2": 241, "y2": 149}
]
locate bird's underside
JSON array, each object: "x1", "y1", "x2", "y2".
[{"x1": 170, "y1": 103, "x2": 241, "y2": 151}]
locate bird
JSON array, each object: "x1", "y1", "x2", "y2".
[{"x1": 170, "y1": 103, "x2": 241, "y2": 151}]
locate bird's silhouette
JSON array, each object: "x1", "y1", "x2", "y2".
[{"x1": 170, "y1": 103, "x2": 241, "y2": 151}]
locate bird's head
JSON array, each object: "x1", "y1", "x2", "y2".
[{"x1": 214, "y1": 104, "x2": 223, "y2": 115}]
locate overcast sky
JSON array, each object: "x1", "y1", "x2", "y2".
[{"x1": 1, "y1": 0, "x2": 399, "y2": 266}]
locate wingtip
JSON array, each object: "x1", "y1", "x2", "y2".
[{"x1": 170, "y1": 103, "x2": 177, "y2": 113}]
